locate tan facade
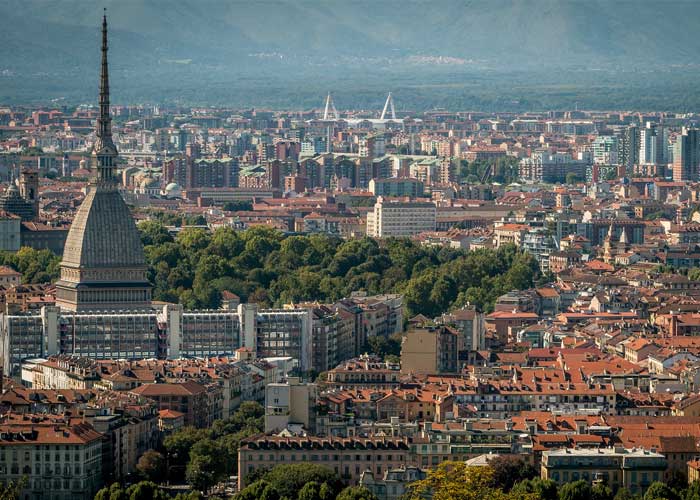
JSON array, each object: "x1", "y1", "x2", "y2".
[
  {"x1": 238, "y1": 436, "x2": 412, "y2": 489},
  {"x1": 542, "y1": 448, "x2": 666, "y2": 495}
]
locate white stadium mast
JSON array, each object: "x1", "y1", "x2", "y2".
[
  {"x1": 323, "y1": 92, "x2": 339, "y2": 120},
  {"x1": 380, "y1": 92, "x2": 396, "y2": 120}
]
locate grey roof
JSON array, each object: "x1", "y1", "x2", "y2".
[{"x1": 61, "y1": 187, "x2": 145, "y2": 269}]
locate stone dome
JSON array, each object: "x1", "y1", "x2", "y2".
[{"x1": 61, "y1": 187, "x2": 146, "y2": 269}]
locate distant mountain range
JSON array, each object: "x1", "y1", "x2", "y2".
[{"x1": 2, "y1": 0, "x2": 700, "y2": 109}]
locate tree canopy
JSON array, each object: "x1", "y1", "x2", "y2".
[
  {"x1": 139, "y1": 223, "x2": 540, "y2": 314},
  {"x1": 162, "y1": 402, "x2": 264, "y2": 491}
]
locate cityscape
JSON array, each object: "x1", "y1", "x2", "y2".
[{"x1": 3, "y1": 2, "x2": 700, "y2": 500}]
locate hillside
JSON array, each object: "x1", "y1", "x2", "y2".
[{"x1": 1, "y1": 0, "x2": 699, "y2": 108}]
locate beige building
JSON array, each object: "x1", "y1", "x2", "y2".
[
  {"x1": 21, "y1": 356, "x2": 99, "y2": 390},
  {"x1": 494, "y1": 223, "x2": 529, "y2": 247},
  {"x1": 0, "y1": 265, "x2": 20, "y2": 286},
  {"x1": 366, "y1": 197, "x2": 436, "y2": 237},
  {"x1": 401, "y1": 326, "x2": 459, "y2": 375},
  {"x1": 541, "y1": 447, "x2": 666, "y2": 495},
  {"x1": 0, "y1": 416, "x2": 103, "y2": 500},
  {"x1": 264, "y1": 377, "x2": 318, "y2": 433},
  {"x1": 238, "y1": 436, "x2": 412, "y2": 489}
]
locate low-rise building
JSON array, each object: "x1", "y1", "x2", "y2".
[
  {"x1": 0, "y1": 415, "x2": 103, "y2": 500},
  {"x1": 238, "y1": 436, "x2": 412, "y2": 489},
  {"x1": 360, "y1": 466, "x2": 426, "y2": 500},
  {"x1": 541, "y1": 447, "x2": 667, "y2": 495}
]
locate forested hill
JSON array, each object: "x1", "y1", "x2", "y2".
[
  {"x1": 2, "y1": 0, "x2": 700, "y2": 109},
  {"x1": 4, "y1": 0, "x2": 700, "y2": 71}
]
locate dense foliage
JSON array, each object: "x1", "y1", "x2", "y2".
[
  {"x1": 235, "y1": 464, "x2": 377, "y2": 500},
  {"x1": 94, "y1": 481, "x2": 207, "y2": 500},
  {"x1": 406, "y1": 462, "x2": 700, "y2": 500},
  {"x1": 0, "y1": 247, "x2": 60, "y2": 283},
  {"x1": 162, "y1": 402, "x2": 264, "y2": 493},
  {"x1": 139, "y1": 223, "x2": 540, "y2": 315}
]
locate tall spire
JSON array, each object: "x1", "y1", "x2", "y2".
[
  {"x1": 93, "y1": 9, "x2": 118, "y2": 184},
  {"x1": 98, "y1": 9, "x2": 111, "y2": 141}
]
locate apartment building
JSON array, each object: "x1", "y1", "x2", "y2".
[
  {"x1": 541, "y1": 447, "x2": 666, "y2": 495},
  {"x1": 0, "y1": 415, "x2": 103, "y2": 500},
  {"x1": 366, "y1": 197, "x2": 436, "y2": 237},
  {"x1": 129, "y1": 381, "x2": 221, "y2": 428},
  {"x1": 238, "y1": 436, "x2": 412, "y2": 489},
  {"x1": 264, "y1": 377, "x2": 318, "y2": 433},
  {"x1": 401, "y1": 326, "x2": 459, "y2": 375}
]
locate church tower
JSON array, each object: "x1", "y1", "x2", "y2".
[
  {"x1": 55, "y1": 13, "x2": 151, "y2": 312},
  {"x1": 18, "y1": 169, "x2": 39, "y2": 219}
]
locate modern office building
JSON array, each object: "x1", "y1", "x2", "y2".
[
  {"x1": 672, "y1": 127, "x2": 700, "y2": 182},
  {"x1": 592, "y1": 135, "x2": 619, "y2": 165},
  {"x1": 639, "y1": 122, "x2": 668, "y2": 166},
  {"x1": 618, "y1": 124, "x2": 640, "y2": 170}
]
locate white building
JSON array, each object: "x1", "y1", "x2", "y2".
[
  {"x1": 592, "y1": 135, "x2": 619, "y2": 165},
  {"x1": 639, "y1": 122, "x2": 668, "y2": 166},
  {"x1": 366, "y1": 197, "x2": 436, "y2": 237},
  {"x1": 264, "y1": 377, "x2": 318, "y2": 433}
]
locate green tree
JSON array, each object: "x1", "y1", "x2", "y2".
[
  {"x1": 126, "y1": 481, "x2": 169, "y2": 500},
  {"x1": 335, "y1": 486, "x2": 379, "y2": 500},
  {"x1": 643, "y1": 482, "x2": 677, "y2": 500},
  {"x1": 261, "y1": 464, "x2": 341, "y2": 500},
  {"x1": 613, "y1": 489, "x2": 640, "y2": 500},
  {"x1": 138, "y1": 220, "x2": 173, "y2": 246},
  {"x1": 94, "y1": 481, "x2": 170, "y2": 500},
  {"x1": 186, "y1": 439, "x2": 228, "y2": 493},
  {"x1": 592, "y1": 483, "x2": 614, "y2": 500},
  {"x1": 135, "y1": 450, "x2": 166, "y2": 482},
  {"x1": 237, "y1": 480, "x2": 272, "y2": 500},
  {"x1": 0, "y1": 477, "x2": 27, "y2": 500},
  {"x1": 408, "y1": 462, "x2": 510, "y2": 500},
  {"x1": 487, "y1": 455, "x2": 538, "y2": 492},
  {"x1": 223, "y1": 200, "x2": 253, "y2": 212},
  {"x1": 510, "y1": 477, "x2": 558, "y2": 500},
  {"x1": 558, "y1": 480, "x2": 592, "y2": 500},
  {"x1": 684, "y1": 481, "x2": 700, "y2": 500},
  {"x1": 297, "y1": 481, "x2": 322, "y2": 500},
  {"x1": 94, "y1": 482, "x2": 128, "y2": 500},
  {"x1": 163, "y1": 427, "x2": 209, "y2": 468},
  {"x1": 566, "y1": 173, "x2": 582, "y2": 184}
]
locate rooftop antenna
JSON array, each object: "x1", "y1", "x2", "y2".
[
  {"x1": 323, "y1": 93, "x2": 339, "y2": 120},
  {"x1": 381, "y1": 92, "x2": 396, "y2": 121}
]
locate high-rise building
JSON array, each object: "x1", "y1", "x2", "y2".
[
  {"x1": 618, "y1": 125, "x2": 640, "y2": 170},
  {"x1": 592, "y1": 135, "x2": 619, "y2": 165},
  {"x1": 673, "y1": 127, "x2": 700, "y2": 182},
  {"x1": 55, "y1": 15, "x2": 151, "y2": 312},
  {"x1": 639, "y1": 122, "x2": 668, "y2": 166}
]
